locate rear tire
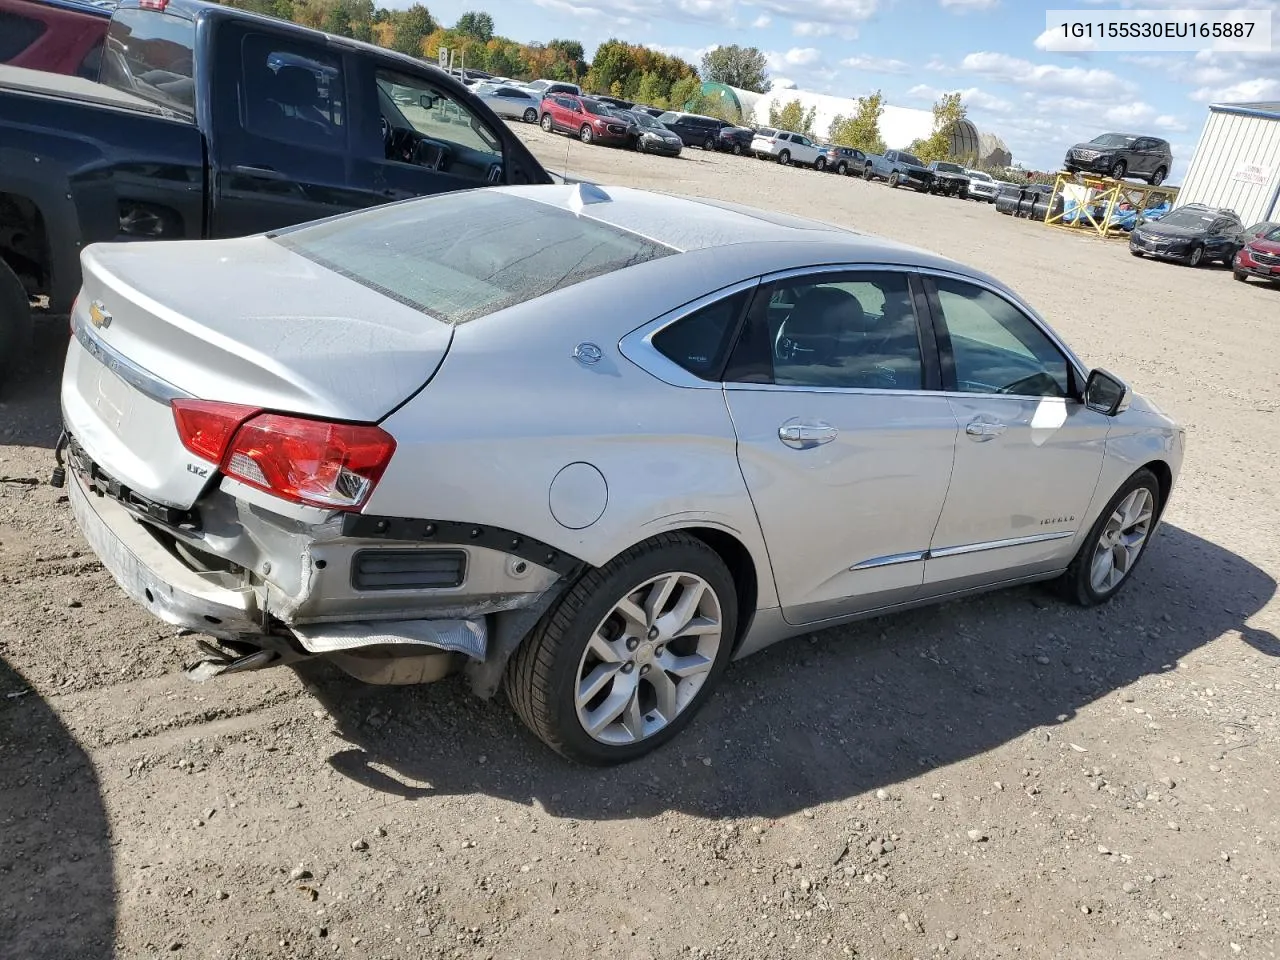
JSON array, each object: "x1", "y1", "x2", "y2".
[
  {"x1": 1056, "y1": 469, "x2": 1161, "y2": 607},
  {"x1": 778, "y1": 149, "x2": 790, "y2": 165},
  {"x1": 0, "y1": 258, "x2": 32, "y2": 394},
  {"x1": 505, "y1": 533, "x2": 738, "y2": 765},
  {"x1": 1150, "y1": 166, "x2": 1166, "y2": 187},
  {"x1": 814, "y1": 157, "x2": 827, "y2": 172},
  {"x1": 523, "y1": 107, "x2": 537, "y2": 123},
  {"x1": 540, "y1": 113, "x2": 553, "y2": 132},
  {"x1": 836, "y1": 161, "x2": 847, "y2": 175},
  {"x1": 703, "y1": 137, "x2": 715, "y2": 151},
  {"x1": 732, "y1": 143, "x2": 743, "y2": 155}
]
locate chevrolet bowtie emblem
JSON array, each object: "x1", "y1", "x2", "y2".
[{"x1": 89, "y1": 300, "x2": 112, "y2": 329}]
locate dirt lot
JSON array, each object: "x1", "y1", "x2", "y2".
[{"x1": 2, "y1": 124, "x2": 1278, "y2": 960}]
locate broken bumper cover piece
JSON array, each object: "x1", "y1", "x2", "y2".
[{"x1": 291, "y1": 618, "x2": 487, "y2": 659}]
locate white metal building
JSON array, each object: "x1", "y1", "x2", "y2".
[{"x1": 1176, "y1": 101, "x2": 1280, "y2": 225}]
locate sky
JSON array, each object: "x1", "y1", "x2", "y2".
[{"x1": 408, "y1": 0, "x2": 1280, "y2": 179}]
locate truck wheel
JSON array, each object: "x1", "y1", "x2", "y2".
[
  {"x1": 888, "y1": 172, "x2": 900, "y2": 188},
  {"x1": 540, "y1": 113, "x2": 553, "y2": 132},
  {"x1": 0, "y1": 258, "x2": 32, "y2": 392},
  {"x1": 863, "y1": 164, "x2": 874, "y2": 180}
]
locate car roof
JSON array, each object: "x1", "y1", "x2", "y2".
[{"x1": 498, "y1": 184, "x2": 981, "y2": 275}]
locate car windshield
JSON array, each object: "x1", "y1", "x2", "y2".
[
  {"x1": 1157, "y1": 208, "x2": 1215, "y2": 228},
  {"x1": 1259, "y1": 226, "x2": 1280, "y2": 241},
  {"x1": 271, "y1": 191, "x2": 676, "y2": 324},
  {"x1": 969, "y1": 171, "x2": 993, "y2": 181},
  {"x1": 756, "y1": 127, "x2": 777, "y2": 137},
  {"x1": 935, "y1": 162, "x2": 964, "y2": 173},
  {"x1": 1245, "y1": 221, "x2": 1280, "y2": 237},
  {"x1": 1090, "y1": 134, "x2": 1136, "y2": 147},
  {"x1": 899, "y1": 153, "x2": 923, "y2": 166},
  {"x1": 631, "y1": 112, "x2": 663, "y2": 130},
  {"x1": 580, "y1": 98, "x2": 607, "y2": 115}
]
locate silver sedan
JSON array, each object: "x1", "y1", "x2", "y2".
[
  {"x1": 59, "y1": 184, "x2": 1185, "y2": 765},
  {"x1": 475, "y1": 83, "x2": 541, "y2": 123}
]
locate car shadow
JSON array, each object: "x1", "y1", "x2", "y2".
[
  {"x1": 307, "y1": 523, "x2": 1276, "y2": 820},
  {"x1": 0, "y1": 320, "x2": 68, "y2": 450},
  {"x1": 0, "y1": 655, "x2": 116, "y2": 959}
]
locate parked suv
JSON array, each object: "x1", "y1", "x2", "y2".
[
  {"x1": 1065, "y1": 133, "x2": 1172, "y2": 185},
  {"x1": 0, "y1": 0, "x2": 110, "y2": 78},
  {"x1": 656, "y1": 111, "x2": 724, "y2": 150},
  {"x1": 715, "y1": 125, "x2": 754, "y2": 155},
  {"x1": 540, "y1": 94, "x2": 631, "y2": 145},
  {"x1": 1129, "y1": 203, "x2": 1241, "y2": 266},
  {"x1": 816, "y1": 145, "x2": 866, "y2": 174},
  {"x1": 751, "y1": 127, "x2": 821, "y2": 166}
]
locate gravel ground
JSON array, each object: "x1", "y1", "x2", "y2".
[{"x1": 1, "y1": 123, "x2": 1278, "y2": 960}]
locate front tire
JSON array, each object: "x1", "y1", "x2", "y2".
[
  {"x1": 888, "y1": 172, "x2": 900, "y2": 188},
  {"x1": 732, "y1": 142, "x2": 743, "y2": 155},
  {"x1": 1109, "y1": 159, "x2": 1127, "y2": 180},
  {"x1": 1233, "y1": 269, "x2": 1247, "y2": 282},
  {"x1": 0, "y1": 258, "x2": 32, "y2": 393},
  {"x1": 523, "y1": 107, "x2": 537, "y2": 123},
  {"x1": 1057, "y1": 469, "x2": 1161, "y2": 606},
  {"x1": 540, "y1": 113, "x2": 553, "y2": 132},
  {"x1": 1186, "y1": 244, "x2": 1204, "y2": 267},
  {"x1": 505, "y1": 533, "x2": 738, "y2": 765},
  {"x1": 580, "y1": 124, "x2": 594, "y2": 144}
]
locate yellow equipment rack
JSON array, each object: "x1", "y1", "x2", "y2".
[{"x1": 1044, "y1": 172, "x2": 1180, "y2": 239}]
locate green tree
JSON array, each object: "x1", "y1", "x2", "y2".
[
  {"x1": 390, "y1": 3, "x2": 436, "y2": 57},
  {"x1": 322, "y1": 0, "x2": 354, "y2": 36},
  {"x1": 913, "y1": 91, "x2": 967, "y2": 163},
  {"x1": 455, "y1": 10, "x2": 494, "y2": 41},
  {"x1": 634, "y1": 71, "x2": 668, "y2": 108},
  {"x1": 827, "y1": 89, "x2": 886, "y2": 154},
  {"x1": 668, "y1": 75, "x2": 701, "y2": 110},
  {"x1": 547, "y1": 38, "x2": 584, "y2": 79},
  {"x1": 700, "y1": 45, "x2": 770, "y2": 93},
  {"x1": 768, "y1": 98, "x2": 817, "y2": 136}
]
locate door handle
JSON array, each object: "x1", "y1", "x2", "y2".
[
  {"x1": 229, "y1": 164, "x2": 290, "y2": 181},
  {"x1": 779, "y1": 419, "x2": 838, "y2": 449},
  {"x1": 965, "y1": 419, "x2": 1007, "y2": 441}
]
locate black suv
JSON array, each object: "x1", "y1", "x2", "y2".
[
  {"x1": 657, "y1": 111, "x2": 725, "y2": 150},
  {"x1": 1065, "y1": 133, "x2": 1172, "y2": 185}
]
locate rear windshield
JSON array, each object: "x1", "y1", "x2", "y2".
[
  {"x1": 271, "y1": 191, "x2": 676, "y2": 324},
  {"x1": 100, "y1": 7, "x2": 195, "y2": 118},
  {"x1": 0, "y1": 11, "x2": 47, "y2": 62}
]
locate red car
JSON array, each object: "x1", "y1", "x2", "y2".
[
  {"x1": 0, "y1": 0, "x2": 110, "y2": 79},
  {"x1": 1233, "y1": 221, "x2": 1280, "y2": 285},
  {"x1": 538, "y1": 93, "x2": 631, "y2": 146}
]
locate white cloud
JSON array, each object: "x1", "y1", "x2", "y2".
[
  {"x1": 924, "y1": 57, "x2": 948, "y2": 72},
  {"x1": 907, "y1": 83, "x2": 1014, "y2": 114},
  {"x1": 767, "y1": 46, "x2": 822, "y2": 68},
  {"x1": 840, "y1": 54, "x2": 910, "y2": 74},
  {"x1": 644, "y1": 42, "x2": 714, "y2": 65},
  {"x1": 751, "y1": 0, "x2": 879, "y2": 28},
  {"x1": 752, "y1": 13, "x2": 772, "y2": 26},
  {"x1": 940, "y1": 0, "x2": 998, "y2": 9},
  {"x1": 1033, "y1": 27, "x2": 1096, "y2": 54},
  {"x1": 792, "y1": 20, "x2": 859, "y2": 38},
  {"x1": 960, "y1": 52, "x2": 1136, "y2": 97},
  {"x1": 1154, "y1": 114, "x2": 1189, "y2": 132},
  {"x1": 1191, "y1": 76, "x2": 1280, "y2": 102}
]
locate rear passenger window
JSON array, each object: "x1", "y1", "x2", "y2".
[
  {"x1": 241, "y1": 35, "x2": 345, "y2": 148},
  {"x1": 652, "y1": 289, "x2": 751, "y2": 380},
  {"x1": 0, "y1": 12, "x2": 46, "y2": 61}
]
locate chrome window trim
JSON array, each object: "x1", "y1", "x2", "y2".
[
  {"x1": 72, "y1": 308, "x2": 190, "y2": 404},
  {"x1": 617, "y1": 278, "x2": 761, "y2": 390}
]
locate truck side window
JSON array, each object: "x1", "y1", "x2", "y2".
[
  {"x1": 376, "y1": 69, "x2": 504, "y2": 183},
  {"x1": 100, "y1": 8, "x2": 196, "y2": 117},
  {"x1": 241, "y1": 34, "x2": 346, "y2": 149}
]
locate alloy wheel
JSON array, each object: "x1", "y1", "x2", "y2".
[
  {"x1": 523, "y1": 108, "x2": 537, "y2": 123},
  {"x1": 574, "y1": 572, "x2": 723, "y2": 745},
  {"x1": 1089, "y1": 487, "x2": 1154, "y2": 593}
]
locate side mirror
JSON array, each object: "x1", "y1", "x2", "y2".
[
  {"x1": 419, "y1": 94, "x2": 436, "y2": 111},
  {"x1": 1135, "y1": 215, "x2": 1146, "y2": 226},
  {"x1": 1085, "y1": 368, "x2": 1130, "y2": 416}
]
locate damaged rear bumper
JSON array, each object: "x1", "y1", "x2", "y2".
[{"x1": 68, "y1": 466, "x2": 574, "y2": 683}]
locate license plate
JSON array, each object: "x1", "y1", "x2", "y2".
[{"x1": 94, "y1": 364, "x2": 135, "y2": 436}]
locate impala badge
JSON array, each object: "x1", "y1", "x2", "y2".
[{"x1": 89, "y1": 300, "x2": 112, "y2": 329}]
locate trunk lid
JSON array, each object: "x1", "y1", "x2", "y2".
[{"x1": 63, "y1": 236, "x2": 453, "y2": 509}]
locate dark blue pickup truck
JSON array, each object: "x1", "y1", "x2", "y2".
[{"x1": 0, "y1": 0, "x2": 552, "y2": 387}]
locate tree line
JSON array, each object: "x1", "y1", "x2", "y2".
[{"x1": 220, "y1": 1, "x2": 1007, "y2": 166}]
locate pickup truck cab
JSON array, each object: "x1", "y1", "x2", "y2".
[
  {"x1": 0, "y1": 0, "x2": 551, "y2": 386},
  {"x1": 862, "y1": 149, "x2": 935, "y2": 192}
]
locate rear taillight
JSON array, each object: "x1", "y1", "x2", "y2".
[
  {"x1": 171, "y1": 403, "x2": 396, "y2": 510},
  {"x1": 172, "y1": 400, "x2": 261, "y2": 462},
  {"x1": 222, "y1": 414, "x2": 395, "y2": 510}
]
